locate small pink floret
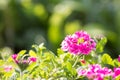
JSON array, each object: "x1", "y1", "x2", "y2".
[
  {"x1": 12, "y1": 54, "x2": 17, "y2": 60},
  {"x1": 29, "y1": 57, "x2": 37, "y2": 62},
  {"x1": 4, "y1": 65, "x2": 12, "y2": 72},
  {"x1": 113, "y1": 67, "x2": 120, "y2": 78}
]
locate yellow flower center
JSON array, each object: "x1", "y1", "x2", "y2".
[{"x1": 77, "y1": 38, "x2": 84, "y2": 44}]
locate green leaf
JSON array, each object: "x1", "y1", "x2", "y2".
[
  {"x1": 29, "y1": 50, "x2": 37, "y2": 57},
  {"x1": 113, "y1": 59, "x2": 120, "y2": 67},
  {"x1": 64, "y1": 53, "x2": 72, "y2": 62},
  {"x1": 3, "y1": 71, "x2": 13, "y2": 78},
  {"x1": 38, "y1": 43, "x2": 46, "y2": 50},
  {"x1": 96, "y1": 37, "x2": 107, "y2": 53},
  {"x1": 57, "y1": 48, "x2": 64, "y2": 56},
  {"x1": 101, "y1": 53, "x2": 113, "y2": 66},
  {"x1": 66, "y1": 61, "x2": 72, "y2": 71},
  {"x1": 7, "y1": 57, "x2": 13, "y2": 63},
  {"x1": 27, "y1": 62, "x2": 37, "y2": 71},
  {"x1": 18, "y1": 50, "x2": 26, "y2": 56},
  {"x1": 17, "y1": 50, "x2": 27, "y2": 60},
  {"x1": 0, "y1": 60, "x2": 4, "y2": 66},
  {"x1": 63, "y1": 61, "x2": 76, "y2": 76}
]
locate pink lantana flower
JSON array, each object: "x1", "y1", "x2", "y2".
[
  {"x1": 78, "y1": 64, "x2": 113, "y2": 80},
  {"x1": 29, "y1": 57, "x2": 37, "y2": 62},
  {"x1": 4, "y1": 65, "x2": 12, "y2": 72},
  {"x1": 113, "y1": 67, "x2": 120, "y2": 78},
  {"x1": 12, "y1": 54, "x2": 18, "y2": 63},
  {"x1": 12, "y1": 54, "x2": 37, "y2": 71},
  {"x1": 12, "y1": 54, "x2": 17, "y2": 60},
  {"x1": 61, "y1": 31, "x2": 96, "y2": 55},
  {"x1": 78, "y1": 68, "x2": 87, "y2": 76},
  {"x1": 11, "y1": 54, "x2": 37, "y2": 64}
]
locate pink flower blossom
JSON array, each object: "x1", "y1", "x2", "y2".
[
  {"x1": 29, "y1": 57, "x2": 37, "y2": 62},
  {"x1": 12, "y1": 54, "x2": 19, "y2": 63},
  {"x1": 61, "y1": 31, "x2": 96, "y2": 55},
  {"x1": 113, "y1": 67, "x2": 120, "y2": 78},
  {"x1": 12, "y1": 54, "x2": 37, "y2": 64},
  {"x1": 12, "y1": 54, "x2": 18, "y2": 60},
  {"x1": 78, "y1": 64, "x2": 113, "y2": 80},
  {"x1": 4, "y1": 65, "x2": 12, "y2": 72},
  {"x1": 78, "y1": 68, "x2": 87, "y2": 76}
]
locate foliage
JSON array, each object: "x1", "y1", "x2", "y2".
[{"x1": 0, "y1": 31, "x2": 120, "y2": 80}]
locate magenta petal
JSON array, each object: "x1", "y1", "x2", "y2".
[{"x1": 61, "y1": 30, "x2": 96, "y2": 55}]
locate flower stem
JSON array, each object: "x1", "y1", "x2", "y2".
[
  {"x1": 72, "y1": 54, "x2": 83, "y2": 67},
  {"x1": 72, "y1": 56, "x2": 79, "y2": 67},
  {"x1": 20, "y1": 70, "x2": 23, "y2": 80}
]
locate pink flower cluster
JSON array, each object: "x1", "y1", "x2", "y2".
[
  {"x1": 78, "y1": 64, "x2": 113, "y2": 80},
  {"x1": 12, "y1": 54, "x2": 37, "y2": 64},
  {"x1": 61, "y1": 31, "x2": 96, "y2": 55},
  {"x1": 78, "y1": 64, "x2": 120, "y2": 80}
]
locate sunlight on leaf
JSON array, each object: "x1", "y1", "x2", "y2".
[
  {"x1": 102, "y1": 53, "x2": 113, "y2": 66},
  {"x1": 29, "y1": 50, "x2": 37, "y2": 57}
]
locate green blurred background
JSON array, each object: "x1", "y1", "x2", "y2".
[{"x1": 0, "y1": 0, "x2": 120, "y2": 58}]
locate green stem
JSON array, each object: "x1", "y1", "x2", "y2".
[
  {"x1": 72, "y1": 56, "x2": 79, "y2": 67},
  {"x1": 72, "y1": 54, "x2": 83, "y2": 67},
  {"x1": 20, "y1": 70, "x2": 23, "y2": 80}
]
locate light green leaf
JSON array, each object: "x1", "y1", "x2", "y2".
[
  {"x1": 113, "y1": 59, "x2": 120, "y2": 67},
  {"x1": 96, "y1": 37, "x2": 107, "y2": 53},
  {"x1": 57, "y1": 48, "x2": 64, "y2": 56},
  {"x1": 27, "y1": 62, "x2": 37, "y2": 71},
  {"x1": 7, "y1": 57, "x2": 13, "y2": 63},
  {"x1": 29, "y1": 50, "x2": 37, "y2": 57},
  {"x1": 102, "y1": 53, "x2": 113, "y2": 66},
  {"x1": 39, "y1": 43, "x2": 46, "y2": 49},
  {"x1": 63, "y1": 61, "x2": 76, "y2": 76},
  {"x1": 18, "y1": 50, "x2": 26, "y2": 56},
  {"x1": 0, "y1": 60, "x2": 4, "y2": 66}
]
